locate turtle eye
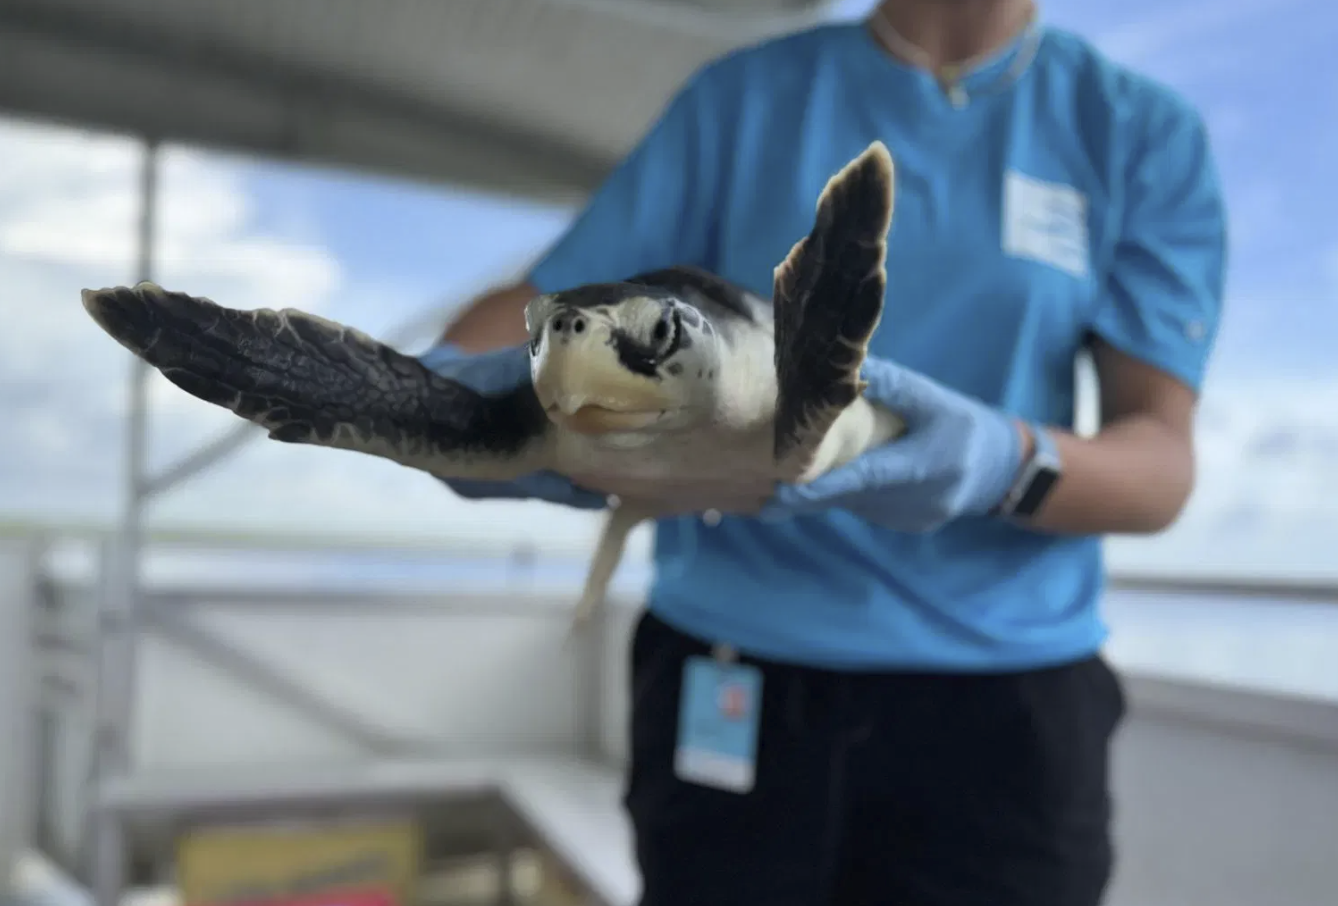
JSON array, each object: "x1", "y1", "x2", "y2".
[{"x1": 652, "y1": 309, "x2": 679, "y2": 350}]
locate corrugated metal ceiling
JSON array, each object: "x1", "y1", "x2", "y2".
[{"x1": 0, "y1": 0, "x2": 848, "y2": 202}]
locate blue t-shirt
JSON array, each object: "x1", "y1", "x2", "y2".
[{"x1": 527, "y1": 21, "x2": 1227, "y2": 671}]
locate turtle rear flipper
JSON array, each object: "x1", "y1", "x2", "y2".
[
  {"x1": 772, "y1": 141, "x2": 906, "y2": 480},
  {"x1": 82, "y1": 283, "x2": 550, "y2": 480}
]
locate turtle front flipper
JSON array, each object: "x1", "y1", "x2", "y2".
[
  {"x1": 771, "y1": 140, "x2": 907, "y2": 481},
  {"x1": 82, "y1": 283, "x2": 551, "y2": 480}
]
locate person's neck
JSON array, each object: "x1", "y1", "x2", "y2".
[{"x1": 869, "y1": 0, "x2": 1037, "y2": 74}]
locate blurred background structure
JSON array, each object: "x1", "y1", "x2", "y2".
[{"x1": 1, "y1": 1, "x2": 1336, "y2": 905}]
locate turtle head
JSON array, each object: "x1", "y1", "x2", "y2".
[{"x1": 524, "y1": 283, "x2": 722, "y2": 436}]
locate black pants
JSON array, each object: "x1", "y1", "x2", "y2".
[{"x1": 622, "y1": 609, "x2": 1127, "y2": 906}]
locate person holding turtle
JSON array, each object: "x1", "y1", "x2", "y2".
[{"x1": 424, "y1": 0, "x2": 1228, "y2": 903}]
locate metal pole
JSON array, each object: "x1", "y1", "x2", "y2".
[
  {"x1": 0, "y1": 538, "x2": 39, "y2": 891},
  {"x1": 89, "y1": 135, "x2": 158, "y2": 906}
]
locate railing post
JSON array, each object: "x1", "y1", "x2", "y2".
[
  {"x1": 87, "y1": 532, "x2": 140, "y2": 906},
  {"x1": 0, "y1": 537, "x2": 41, "y2": 893}
]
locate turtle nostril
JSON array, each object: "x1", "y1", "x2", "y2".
[
  {"x1": 572, "y1": 317, "x2": 586, "y2": 334},
  {"x1": 552, "y1": 316, "x2": 566, "y2": 332}
]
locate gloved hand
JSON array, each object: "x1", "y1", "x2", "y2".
[
  {"x1": 759, "y1": 355, "x2": 1027, "y2": 533},
  {"x1": 417, "y1": 342, "x2": 609, "y2": 510}
]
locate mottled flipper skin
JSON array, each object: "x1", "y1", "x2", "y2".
[
  {"x1": 772, "y1": 141, "x2": 899, "y2": 478},
  {"x1": 81, "y1": 283, "x2": 550, "y2": 479}
]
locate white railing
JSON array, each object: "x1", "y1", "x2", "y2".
[{"x1": 7, "y1": 530, "x2": 1338, "y2": 906}]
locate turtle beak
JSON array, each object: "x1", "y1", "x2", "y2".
[
  {"x1": 560, "y1": 405, "x2": 666, "y2": 434},
  {"x1": 532, "y1": 333, "x2": 673, "y2": 435}
]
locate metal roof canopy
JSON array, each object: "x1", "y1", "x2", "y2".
[{"x1": 0, "y1": 0, "x2": 843, "y2": 203}]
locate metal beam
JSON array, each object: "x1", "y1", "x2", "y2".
[
  {"x1": 138, "y1": 589, "x2": 586, "y2": 616},
  {"x1": 144, "y1": 599, "x2": 428, "y2": 755},
  {"x1": 87, "y1": 138, "x2": 159, "y2": 906},
  {"x1": 1107, "y1": 575, "x2": 1338, "y2": 603},
  {"x1": 10, "y1": 519, "x2": 1338, "y2": 604},
  {"x1": 91, "y1": 138, "x2": 156, "y2": 782},
  {"x1": 1125, "y1": 674, "x2": 1338, "y2": 753}
]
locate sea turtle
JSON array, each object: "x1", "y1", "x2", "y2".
[{"x1": 81, "y1": 140, "x2": 906, "y2": 629}]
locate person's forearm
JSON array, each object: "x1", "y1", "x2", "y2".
[
  {"x1": 436, "y1": 281, "x2": 537, "y2": 353},
  {"x1": 1010, "y1": 416, "x2": 1195, "y2": 535}
]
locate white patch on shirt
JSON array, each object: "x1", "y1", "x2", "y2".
[{"x1": 1001, "y1": 170, "x2": 1090, "y2": 278}]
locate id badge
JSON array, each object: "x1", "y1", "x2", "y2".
[{"x1": 674, "y1": 653, "x2": 763, "y2": 793}]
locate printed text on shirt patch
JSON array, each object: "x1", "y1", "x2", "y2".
[{"x1": 1002, "y1": 170, "x2": 1090, "y2": 279}]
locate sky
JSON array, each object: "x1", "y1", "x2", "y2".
[{"x1": 0, "y1": 0, "x2": 1335, "y2": 580}]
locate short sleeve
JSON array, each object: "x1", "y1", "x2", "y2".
[
  {"x1": 527, "y1": 66, "x2": 726, "y2": 294},
  {"x1": 1089, "y1": 96, "x2": 1228, "y2": 392}
]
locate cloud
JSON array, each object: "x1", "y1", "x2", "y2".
[
  {"x1": 1088, "y1": 0, "x2": 1310, "y2": 71},
  {"x1": 1108, "y1": 374, "x2": 1338, "y2": 580},
  {"x1": 0, "y1": 120, "x2": 340, "y2": 307},
  {"x1": 0, "y1": 113, "x2": 624, "y2": 559}
]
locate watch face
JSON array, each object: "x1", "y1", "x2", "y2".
[{"x1": 1014, "y1": 466, "x2": 1060, "y2": 517}]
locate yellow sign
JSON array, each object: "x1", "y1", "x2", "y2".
[{"x1": 175, "y1": 817, "x2": 422, "y2": 906}]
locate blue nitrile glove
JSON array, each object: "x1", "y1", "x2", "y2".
[
  {"x1": 759, "y1": 355, "x2": 1026, "y2": 533},
  {"x1": 417, "y1": 342, "x2": 608, "y2": 510}
]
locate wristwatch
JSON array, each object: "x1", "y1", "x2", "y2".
[{"x1": 995, "y1": 422, "x2": 1063, "y2": 519}]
